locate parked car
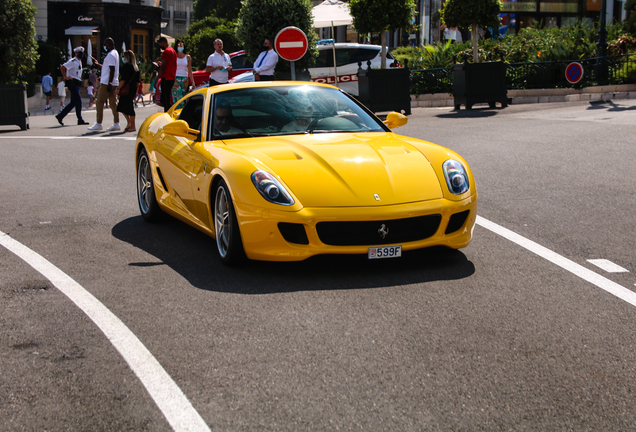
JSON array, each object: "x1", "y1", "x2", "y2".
[
  {"x1": 228, "y1": 43, "x2": 399, "y2": 96},
  {"x1": 136, "y1": 81, "x2": 477, "y2": 264}
]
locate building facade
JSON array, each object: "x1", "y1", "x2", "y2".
[
  {"x1": 38, "y1": 1, "x2": 162, "y2": 62},
  {"x1": 158, "y1": 0, "x2": 195, "y2": 38}
]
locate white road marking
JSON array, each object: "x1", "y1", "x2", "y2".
[
  {"x1": 0, "y1": 136, "x2": 136, "y2": 141},
  {"x1": 476, "y1": 216, "x2": 636, "y2": 308},
  {"x1": 0, "y1": 230, "x2": 211, "y2": 432},
  {"x1": 587, "y1": 259, "x2": 629, "y2": 273}
]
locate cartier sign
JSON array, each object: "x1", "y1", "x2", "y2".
[
  {"x1": 78, "y1": 15, "x2": 93, "y2": 21},
  {"x1": 136, "y1": 18, "x2": 148, "y2": 24},
  {"x1": 501, "y1": 2, "x2": 537, "y2": 12}
]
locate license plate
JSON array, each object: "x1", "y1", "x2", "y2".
[{"x1": 368, "y1": 245, "x2": 402, "y2": 259}]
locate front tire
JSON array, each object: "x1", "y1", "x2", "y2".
[
  {"x1": 214, "y1": 179, "x2": 246, "y2": 265},
  {"x1": 137, "y1": 148, "x2": 162, "y2": 222}
]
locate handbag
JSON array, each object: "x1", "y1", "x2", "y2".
[
  {"x1": 119, "y1": 83, "x2": 130, "y2": 96},
  {"x1": 119, "y1": 71, "x2": 138, "y2": 97}
]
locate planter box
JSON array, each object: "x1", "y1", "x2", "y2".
[
  {"x1": 0, "y1": 84, "x2": 29, "y2": 130},
  {"x1": 357, "y1": 67, "x2": 411, "y2": 115},
  {"x1": 453, "y1": 62, "x2": 508, "y2": 110}
]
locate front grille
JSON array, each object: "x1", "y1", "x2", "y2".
[{"x1": 316, "y1": 215, "x2": 441, "y2": 246}]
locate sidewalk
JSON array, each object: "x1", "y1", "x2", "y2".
[
  {"x1": 410, "y1": 83, "x2": 636, "y2": 108},
  {"x1": 28, "y1": 83, "x2": 154, "y2": 116},
  {"x1": 27, "y1": 82, "x2": 636, "y2": 116}
]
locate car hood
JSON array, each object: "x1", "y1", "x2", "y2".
[{"x1": 226, "y1": 133, "x2": 444, "y2": 207}]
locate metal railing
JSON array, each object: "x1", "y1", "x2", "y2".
[{"x1": 409, "y1": 54, "x2": 636, "y2": 95}]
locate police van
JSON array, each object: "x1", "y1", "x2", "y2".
[{"x1": 228, "y1": 41, "x2": 399, "y2": 96}]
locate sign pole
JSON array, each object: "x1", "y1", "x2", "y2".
[{"x1": 275, "y1": 27, "x2": 308, "y2": 81}]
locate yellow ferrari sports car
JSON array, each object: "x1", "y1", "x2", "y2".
[{"x1": 135, "y1": 81, "x2": 477, "y2": 264}]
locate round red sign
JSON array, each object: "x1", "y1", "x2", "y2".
[
  {"x1": 275, "y1": 27, "x2": 308, "y2": 62},
  {"x1": 565, "y1": 62, "x2": 584, "y2": 84}
]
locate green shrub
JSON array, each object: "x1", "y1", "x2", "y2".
[{"x1": 391, "y1": 46, "x2": 423, "y2": 69}]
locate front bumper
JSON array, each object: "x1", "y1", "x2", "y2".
[{"x1": 234, "y1": 194, "x2": 477, "y2": 261}]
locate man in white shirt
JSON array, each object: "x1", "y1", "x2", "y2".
[
  {"x1": 206, "y1": 39, "x2": 232, "y2": 86},
  {"x1": 88, "y1": 37, "x2": 120, "y2": 131},
  {"x1": 252, "y1": 37, "x2": 278, "y2": 81},
  {"x1": 56, "y1": 46, "x2": 88, "y2": 126}
]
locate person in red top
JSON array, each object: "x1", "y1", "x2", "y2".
[{"x1": 157, "y1": 37, "x2": 177, "y2": 112}]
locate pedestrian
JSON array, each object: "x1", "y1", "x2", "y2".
[
  {"x1": 57, "y1": 79, "x2": 66, "y2": 109},
  {"x1": 55, "y1": 47, "x2": 89, "y2": 126},
  {"x1": 252, "y1": 37, "x2": 278, "y2": 81},
  {"x1": 88, "y1": 37, "x2": 120, "y2": 131},
  {"x1": 206, "y1": 38, "x2": 232, "y2": 86},
  {"x1": 87, "y1": 82, "x2": 95, "y2": 107},
  {"x1": 157, "y1": 36, "x2": 177, "y2": 112},
  {"x1": 116, "y1": 50, "x2": 140, "y2": 132},
  {"x1": 88, "y1": 69, "x2": 98, "y2": 90},
  {"x1": 42, "y1": 71, "x2": 53, "y2": 111},
  {"x1": 173, "y1": 39, "x2": 195, "y2": 105},
  {"x1": 135, "y1": 78, "x2": 145, "y2": 107},
  {"x1": 148, "y1": 70, "x2": 158, "y2": 104}
]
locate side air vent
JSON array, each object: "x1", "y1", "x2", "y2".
[
  {"x1": 445, "y1": 210, "x2": 470, "y2": 234},
  {"x1": 278, "y1": 223, "x2": 309, "y2": 245}
]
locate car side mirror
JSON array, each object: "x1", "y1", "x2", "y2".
[
  {"x1": 383, "y1": 112, "x2": 408, "y2": 129},
  {"x1": 163, "y1": 120, "x2": 200, "y2": 141}
]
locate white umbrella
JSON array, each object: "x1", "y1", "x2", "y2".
[
  {"x1": 67, "y1": 39, "x2": 72, "y2": 59},
  {"x1": 87, "y1": 39, "x2": 93, "y2": 66},
  {"x1": 312, "y1": 0, "x2": 352, "y2": 28}
]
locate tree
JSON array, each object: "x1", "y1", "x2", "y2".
[
  {"x1": 236, "y1": 0, "x2": 318, "y2": 74},
  {"x1": 0, "y1": 0, "x2": 39, "y2": 84},
  {"x1": 349, "y1": 0, "x2": 415, "y2": 69},
  {"x1": 193, "y1": 0, "x2": 241, "y2": 21},
  {"x1": 183, "y1": 16, "x2": 240, "y2": 69},
  {"x1": 440, "y1": 0, "x2": 502, "y2": 63}
]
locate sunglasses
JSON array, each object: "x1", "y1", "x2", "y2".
[{"x1": 216, "y1": 115, "x2": 232, "y2": 120}]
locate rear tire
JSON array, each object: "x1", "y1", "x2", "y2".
[
  {"x1": 214, "y1": 179, "x2": 246, "y2": 265},
  {"x1": 137, "y1": 148, "x2": 162, "y2": 222}
]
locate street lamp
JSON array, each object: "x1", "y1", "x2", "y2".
[{"x1": 595, "y1": 0, "x2": 608, "y2": 83}]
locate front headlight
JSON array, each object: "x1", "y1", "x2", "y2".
[
  {"x1": 443, "y1": 160, "x2": 470, "y2": 195},
  {"x1": 251, "y1": 170, "x2": 295, "y2": 205}
]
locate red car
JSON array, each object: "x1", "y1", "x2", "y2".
[{"x1": 154, "y1": 50, "x2": 252, "y2": 106}]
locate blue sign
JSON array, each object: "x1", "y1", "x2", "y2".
[{"x1": 565, "y1": 62, "x2": 583, "y2": 84}]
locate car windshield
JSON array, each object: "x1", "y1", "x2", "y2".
[{"x1": 209, "y1": 85, "x2": 388, "y2": 139}]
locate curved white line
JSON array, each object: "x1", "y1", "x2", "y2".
[
  {"x1": 0, "y1": 230, "x2": 211, "y2": 432},
  {"x1": 476, "y1": 216, "x2": 636, "y2": 307}
]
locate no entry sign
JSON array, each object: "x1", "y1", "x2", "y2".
[
  {"x1": 275, "y1": 27, "x2": 308, "y2": 62},
  {"x1": 565, "y1": 62, "x2": 584, "y2": 84}
]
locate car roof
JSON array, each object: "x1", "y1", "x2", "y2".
[
  {"x1": 317, "y1": 43, "x2": 381, "y2": 50},
  {"x1": 186, "y1": 81, "x2": 340, "y2": 100}
]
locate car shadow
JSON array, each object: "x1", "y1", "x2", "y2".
[
  {"x1": 112, "y1": 216, "x2": 475, "y2": 294},
  {"x1": 437, "y1": 108, "x2": 500, "y2": 119},
  {"x1": 587, "y1": 100, "x2": 636, "y2": 111}
]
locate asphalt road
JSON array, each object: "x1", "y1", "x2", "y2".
[{"x1": 1, "y1": 99, "x2": 635, "y2": 431}]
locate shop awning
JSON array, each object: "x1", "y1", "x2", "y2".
[
  {"x1": 65, "y1": 26, "x2": 99, "y2": 36},
  {"x1": 313, "y1": 0, "x2": 353, "y2": 28}
]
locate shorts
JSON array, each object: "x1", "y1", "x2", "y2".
[
  {"x1": 44, "y1": 91, "x2": 52, "y2": 97},
  {"x1": 88, "y1": 93, "x2": 94, "y2": 98}
]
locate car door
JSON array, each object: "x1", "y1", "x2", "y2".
[{"x1": 154, "y1": 94, "x2": 205, "y2": 221}]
